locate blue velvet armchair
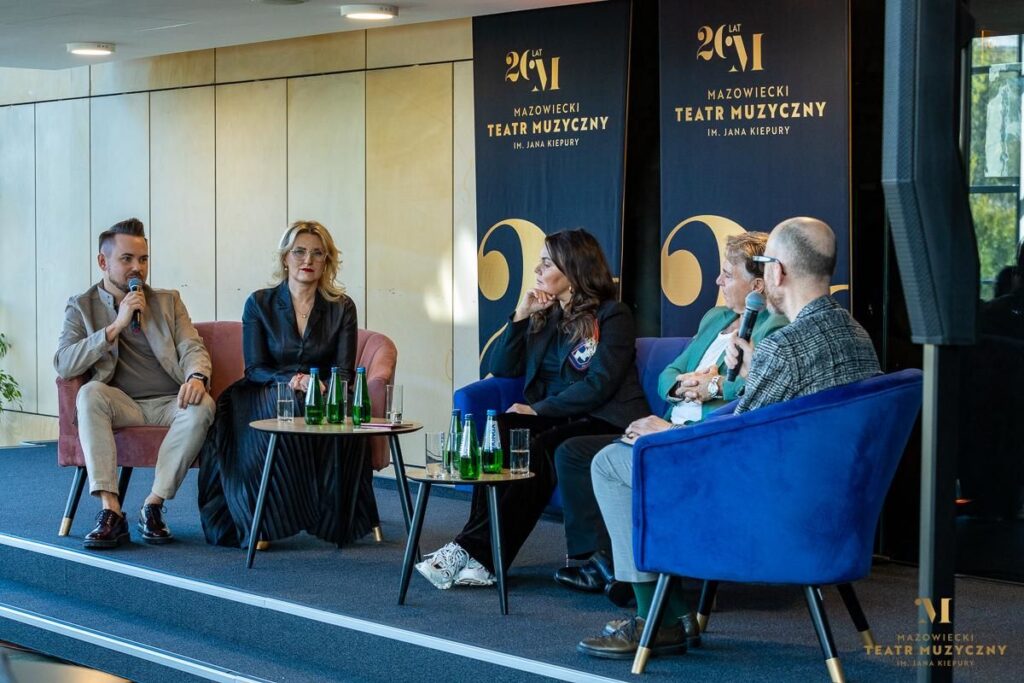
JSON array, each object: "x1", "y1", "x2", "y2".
[
  {"x1": 629, "y1": 369, "x2": 923, "y2": 681},
  {"x1": 453, "y1": 337, "x2": 690, "y2": 510}
]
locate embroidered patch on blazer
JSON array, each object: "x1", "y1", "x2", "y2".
[{"x1": 568, "y1": 322, "x2": 600, "y2": 371}]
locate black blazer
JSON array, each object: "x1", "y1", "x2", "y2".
[
  {"x1": 242, "y1": 281, "x2": 358, "y2": 386},
  {"x1": 489, "y1": 299, "x2": 648, "y2": 429}
]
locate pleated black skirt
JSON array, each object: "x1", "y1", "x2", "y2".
[{"x1": 198, "y1": 380, "x2": 379, "y2": 548}]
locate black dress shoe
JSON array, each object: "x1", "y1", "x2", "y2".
[
  {"x1": 138, "y1": 504, "x2": 174, "y2": 544},
  {"x1": 83, "y1": 509, "x2": 129, "y2": 549},
  {"x1": 554, "y1": 563, "x2": 605, "y2": 593},
  {"x1": 578, "y1": 616, "x2": 686, "y2": 660}
]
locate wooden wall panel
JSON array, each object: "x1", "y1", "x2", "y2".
[
  {"x1": 90, "y1": 93, "x2": 150, "y2": 254},
  {"x1": 150, "y1": 87, "x2": 217, "y2": 323},
  {"x1": 0, "y1": 66, "x2": 88, "y2": 106},
  {"x1": 90, "y1": 50, "x2": 215, "y2": 96},
  {"x1": 452, "y1": 61, "x2": 480, "y2": 391},
  {"x1": 36, "y1": 99, "x2": 91, "y2": 415},
  {"x1": 215, "y1": 81, "x2": 288, "y2": 321},
  {"x1": 367, "y1": 64, "x2": 453, "y2": 462},
  {"x1": 0, "y1": 105, "x2": 38, "y2": 413},
  {"x1": 366, "y1": 19, "x2": 472, "y2": 69},
  {"x1": 216, "y1": 32, "x2": 365, "y2": 83},
  {"x1": 287, "y1": 73, "x2": 367, "y2": 316}
]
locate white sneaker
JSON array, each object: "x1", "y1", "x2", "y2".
[
  {"x1": 454, "y1": 557, "x2": 496, "y2": 586},
  {"x1": 415, "y1": 542, "x2": 469, "y2": 590}
]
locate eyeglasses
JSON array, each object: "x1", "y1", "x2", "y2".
[
  {"x1": 752, "y1": 254, "x2": 784, "y2": 274},
  {"x1": 289, "y1": 248, "x2": 327, "y2": 262}
]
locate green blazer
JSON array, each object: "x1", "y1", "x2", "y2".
[{"x1": 656, "y1": 306, "x2": 788, "y2": 420}]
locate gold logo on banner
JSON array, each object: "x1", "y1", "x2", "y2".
[
  {"x1": 916, "y1": 597, "x2": 953, "y2": 625},
  {"x1": 696, "y1": 24, "x2": 764, "y2": 73},
  {"x1": 505, "y1": 49, "x2": 561, "y2": 92},
  {"x1": 661, "y1": 215, "x2": 747, "y2": 307},
  {"x1": 478, "y1": 218, "x2": 549, "y2": 363}
]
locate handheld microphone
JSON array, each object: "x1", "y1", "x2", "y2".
[
  {"x1": 128, "y1": 278, "x2": 143, "y2": 334},
  {"x1": 726, "y1": 291, "x2": 766, "y2": 382}
]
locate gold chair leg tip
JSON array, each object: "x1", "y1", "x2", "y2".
[
  {"x1": 826, "y1": 656, "x2": 845, "y2": 683},
  {"x1": 696, "y1": 613, "x2": 709, "y2": 633},
  {"x1": 631, "y1": 646, "x2": 652, "y2": 675},
  {"x1": 256, "y1": 540, "x2": 271, "y2": 551},
  {"x1": 860, "y1": 628, "x2": 876, "y2": 648},
  {"x1": 372, "y1": 525, "x2": 384, "y2": 543},
  {"x1": 58, "y1": 518, "x2": 72, "y2": 536}
]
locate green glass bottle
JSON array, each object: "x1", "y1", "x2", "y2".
[
  {"x1": 326, "y1": 366, "x2": 345, "y2": 424},
  {"x1": 481, "y1": 409, "x2": 503, "y2": 474},
  {"x1": 458, "y1": 414, "x2": 480, "y2": 480},
  {"x1": 445, "y1": 409, "x2": 462, "y2": 476},
  {"x1": 304, "y1": 367, "x2": 325, "y2": 425},
  {"x1": 351, "y1": 367, "x2": 371, "y2": 426}
]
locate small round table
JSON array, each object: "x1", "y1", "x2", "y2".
[
  {"x1": 397, "y1": 469, "x2": 535, "y2": 615},
  {"x1": 247, "y1": 418, "x2": 422, "y2": 569}
]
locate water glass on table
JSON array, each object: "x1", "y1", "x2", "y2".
[
  {"x1": 276, "y1": 381, "x2": 295, "y2": 422},
  {"x1": 386, "y1": 384, "x2": 404, "y2": 424},
  {"x1": 509, "y1": 428, "x2": 530, "y2": 474},
  {"x1": 425, "y1": 432, "x2": 445, "y2": 478}
]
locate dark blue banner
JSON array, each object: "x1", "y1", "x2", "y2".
[
  {"x1": 473, "y1": 1, "x2": 630, "y2": 371},
  {"x1": 659, "y1": 0, "x2": 850, "y2": 336}
]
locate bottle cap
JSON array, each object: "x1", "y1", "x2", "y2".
[
  {"x1": 452, "y1": 408, "x2": 461, "y2": 416},
  {"x1": 486, "y1": 409, "x2": 497, "y2": 417},
  {"x1": 330, "y1": 366, "x2": 340, "y2": 372},
  {"x1": 464, "y1": 413, "x2": 473, "y2": 420},
  {"x1": 309, "y1": 367, "x2": 319, "y2": 374},
  {"x1": 356, "y1": 366, "x2": 366, "y2": 373}
]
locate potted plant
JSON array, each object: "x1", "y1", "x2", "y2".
[{"x1": 0, "y1": 333, "x2": 22, "y2": 414}]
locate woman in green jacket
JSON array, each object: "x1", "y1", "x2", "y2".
[{"x1": 655, "y1": 231, "x2": 788, "y2": 423}]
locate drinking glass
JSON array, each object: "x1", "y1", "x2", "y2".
[
  {"x1": 509, "y1": 428, "x2": 530, "y2": 475},
  {"x1": 425, "y1": 432, "x2": 445, "y2": 478},
  {"x1": 276, "y1": 382, "x2": 295, "y2": 422},
  {"x1": 386, "y1": 384, "x2": 404, "y2": 424}
]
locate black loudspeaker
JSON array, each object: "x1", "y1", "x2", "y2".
[{"x1": 881, "y1": 0, "x2": 978, "y2": 345}]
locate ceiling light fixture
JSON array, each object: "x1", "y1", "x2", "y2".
[
  {"x1": 340, "y1": 4, "x2": 398, "y2": 20},
  {"x1": 66, "y1": 42, "x2": 115, "y2": 56}
]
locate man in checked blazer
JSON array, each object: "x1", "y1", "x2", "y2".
[
  {"x1": 54, "y1": 218, "x2": 214, "y2": 550},
  {"x1": 578, "y1": 217, "x2": 881, "y2": 660}
]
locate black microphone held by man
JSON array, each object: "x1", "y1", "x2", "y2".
[
  {"x1": 128, "y1": 277, "x2": 143, "y2": 334},
  {"x1": 725, "y1": 291, "x2": 765, "y2": 382}
]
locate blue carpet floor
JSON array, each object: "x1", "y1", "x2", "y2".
[{"x1": 1, "y1": 443, "x2": 1021, "y2": 682}]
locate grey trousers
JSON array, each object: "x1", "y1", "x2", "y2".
[
  {"x1": 76, "y1": 381, "x2": 215, "y2": 500},
  {"x1": 591, "y1": 440, "x2": 656, "y2": 583}
]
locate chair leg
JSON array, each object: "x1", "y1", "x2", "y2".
[
  {"x1": 804, "y1": 586, "x2": 846, "y2": 683},
  {"x1": 116, "y1": 466, "x2": 133, "y2": 507},
  {"x1": 372, "y1": 525, "x2": 384, "y2": 542},
  {"x1": 697, "y1": 580, "x2": 719, "y2": 633},
  {"x1": 836, "y1": 583, "x2": 875, "y2": 647},
  {"x1": 632, "y1": 573, "x2": 674, "y2": 674},
  {"x1": 59, "y1": 467, "x2": 88, "y2": 536}
]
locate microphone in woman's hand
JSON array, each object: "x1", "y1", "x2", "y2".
[{"x1": 726, "y1": 291, "x2": 765, "y2": 382}]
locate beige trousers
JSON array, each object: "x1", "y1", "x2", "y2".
[{"x1": 75, "y1": 381, "x2": 215, "y2": 500}]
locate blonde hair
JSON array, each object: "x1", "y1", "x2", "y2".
[
  {"x1": 725, "y1": 232, "x2": 770, "y2": 279},
  {"x1": 273, "y1": 220, "x2": 345, "y2": 301}
]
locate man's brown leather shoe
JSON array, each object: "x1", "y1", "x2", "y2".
[
  {"x1": 577, "y1": 616, "x2": 686, "y2": 660},
  {"x1": 83, "y1": 509, "x2": 129, "y2": 549},
  {"x1": 603, "y1": 611, "x2": 702, "y2": 648},
  {"x1": 138, "y1": 504, "x2": 174, "y2": 544}
]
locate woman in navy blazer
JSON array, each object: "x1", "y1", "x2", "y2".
[{"x1": 416, "y1": 229, "x2": 648, "y2": 590}]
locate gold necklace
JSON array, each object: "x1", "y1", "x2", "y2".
[{"x1": 295, "y1": 300, "x2": 314, "y2": 319}]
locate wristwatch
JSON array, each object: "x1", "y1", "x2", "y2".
[
  {"x1": 707, "y1": 376, "x2": 721, "y2": 399},
  {"x1": 188, "y1": 372, "x2": 209, "y2": 387}
]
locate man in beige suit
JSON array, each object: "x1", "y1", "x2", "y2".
[{"x1": 55, "y1": 218, "x2": 215, "y2": 549}]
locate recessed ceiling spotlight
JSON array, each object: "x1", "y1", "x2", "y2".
[
  {"x1": 66, "y1": 42, "x2": 115, "y2": 56},
  {"x1": 340, "y1": 4, "x2": 398, "y2": 20}
]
